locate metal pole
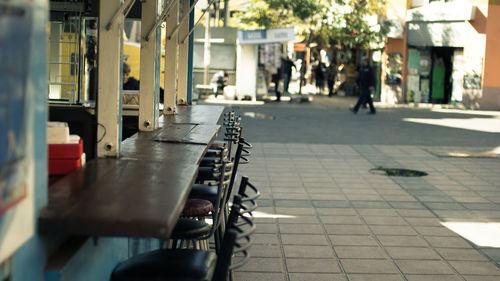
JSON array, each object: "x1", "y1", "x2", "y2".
[{"x1": 203, "y1": 9, "x2": 211, "y2": 85}]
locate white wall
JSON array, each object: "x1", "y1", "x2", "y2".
[{"x1": 236, "y1": 44, "x2": 258, "y2": 99}]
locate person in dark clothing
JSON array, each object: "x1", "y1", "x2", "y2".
[
  {"x1": 314, "y1": 61, "x2": 326, "y2": 95},
  {"x1": 123, "y1": 62, "x2": 140, "y2": 90},
  {"x1": 123, "y1": 62, "x2": 165, "y2": 103},
  {"x1": 350, "y1": 56, "x2": 376, "y2": 114},
  {"x1": 327, "y1": 63, "x2": 337, "y2": 97},
  {"x1": 271, "y1": 67, "x2": 282, "y2": 101},
  {"x1": 281, "y1": 56, "x2": 296, "y2": 95}
]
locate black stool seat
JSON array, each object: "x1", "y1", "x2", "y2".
[
  {"x1": 171, "y1": 218, "x2": 211, "y2": 239},
  {"x1": 189, "y1": 184, "x2": 217, "y2": 203},
  {"x1": 196, "y1": 167, "x2": 216, "y2": 183},
  {"x1": 199, "y1": 157, "x2": 220, "y2": 167},
  {"x1": 111, "y1": 249, "x2": 216, "y2": 281}
]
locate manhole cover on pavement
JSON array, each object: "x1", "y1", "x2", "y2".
[{"x1": 369, "y1": 167, "x2": 428, "y2": 177}]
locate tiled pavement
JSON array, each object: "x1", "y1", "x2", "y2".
[{"x1": 233, "y1": 143, "x2": 500, "y2": 281}]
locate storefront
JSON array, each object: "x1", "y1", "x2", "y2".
[
  {"x1": 236, "y1": 27, "x2": 296, "y2": 100},
  {"x1": 381, "y1": 0, "x2": 494, "y2": 108}
]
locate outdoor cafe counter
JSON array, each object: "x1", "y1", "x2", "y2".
[{"x1": 38, "y1": 105, "x2": 225, "y2": 239}]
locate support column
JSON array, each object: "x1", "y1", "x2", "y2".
[
  {"x1": 177, "y1": 0, "x2": 191, "y2": 105},
  {"x1": 139, "y1": 0, "x2": 160, "y2": 130},
  {"x1": 97, "y1": 0, "x2": 123, "y2": 157},
  {"x1": 163, "y1": 0, "x2": 179, "y2": 114},
  {"x1": 480, "y1": 0, "x2": 500, "y2": 110}
]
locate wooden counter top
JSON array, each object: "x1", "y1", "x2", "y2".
[
  {"x1": 161, "y1": 105, "x2": 225, "y2": 125},
  {"x1": 39, "y1": 158, "x2": 198, "y2": 238},
  {"x1": 39, "y1": 105, "x2": 224, "y2": 239}
]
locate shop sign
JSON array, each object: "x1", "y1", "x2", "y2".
[
  {"x1": 406, "y1": 2, "x2": 475, "y2": 22},
  {"x1": 238, "y1": 27, "x2": 295, "y2": 45},
  {"x1": 407, "y1": 22, "x2": 467, "y2": 47}
]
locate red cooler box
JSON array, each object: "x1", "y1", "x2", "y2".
[{"x1": 48, "y1": 138, "x2": 84, "y2": 175}]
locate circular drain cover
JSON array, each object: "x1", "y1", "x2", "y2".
[{"x1": 369, "y1": 167, "x2": 428, "y2": 177}]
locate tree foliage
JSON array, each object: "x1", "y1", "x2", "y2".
[{"x1": 235, "y1": 0, "x2": 389, "y2": 49}]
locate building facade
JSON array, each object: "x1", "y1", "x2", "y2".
[{"x1": 382, "y1": 0, "x2": 500, "y2": 110}]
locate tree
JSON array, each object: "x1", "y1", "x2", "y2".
[
  {"x1": 236, "y1": 0, "x2": 388, "y2": 49},
  {"x1": 235, "y1": 0, "x2": 389, "y2": 94}
]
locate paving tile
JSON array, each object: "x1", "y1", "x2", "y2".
[
  {"x1": 248, "y1": 244, "x2": 282, "y2": 258},
  {"x1": 462, "y1": 203, "x2": 500, "y2": 210},
  {"x1": 357, "y1": 209, "x2": 400, "y2": 216},
  {"x1": 313, "y1": 200, "x2": 352, "y2": 208},
  {"x1": 325, "y1": 224, "x2": 371, "y2": 235},
  {"x1": 277, "y1": 215, "x2": 320, "y2": 224},
  {"x1": 424, "y1": 202, "x2": 466, "y2": 210},
  {"x1": 448, "y1": 261, "x2": 500, "y2": 275},
  {"x1": 335, "y1": 246, "x2": 389, "y2": 259},
  {"x1": 405, "y1": 275, "x2": 462, "y2": 281},
  {"x1": 238, "y1": 257, "x2": 283, "y2": 272},
  {"x1": 425, "y1": 236, "x2": 472, "y2": 248},
  {"x1": 275, "y1": 207, "x2": 316, "y2": 215},
  {"x1": 352, "y1": 201, "x2": 392, "y2": 209},
  {"x1": 433, "y1": 210, "x2": 476, "y2": 220},
  {"x1": 452, "y1": 196, "x2": 490, "y2": 203},
  {"x1": 370, "y1": 225, "x2": 418, "y2": 236},
  {"x1": 286, "y1": 258, "x2": 341, "y2": 273},
  {"x1": 288, "y1": 273, "x2": 346, "y2": 281},
  {"x1": 363, "y1": 216, "x2": 409, "y2": 226},
  {"x1": 274, "y1": 200, "x2": 313, "y2": 207},
  {"x1": 377, "y1": 235, "x2": 429, "y2": 247},
  {"x1": 382, "y1": 195, "x2": 418, "y2": 202},
  {"x1": 253, "y1": 233, "x2": 280, "y2": 245},
  {"x1": 396, "y1": 260, "x2": 455, "y2": 274},
  {"x1": 316, "y1": 208, "x2": 358, "y2": 216},
  {"x1": 481, "y1": 248, "x2": 500, "y2": 263},
  {"x1": 283, "y1": 245, "x2": 335, "y2": 258},
  {"x1": 255, "y1": 223, "x2": 278, "y2": 234},
  {"x1": 388, "y1": 201, "x2": 426, "y2": 209},
  {"x1": 413, "y1": 226, "x2": 458, "y2": 236},
  {"x1": 255, "y1": 199, "x2": 273, "y2": 207},
  {"x1": 280, "y1": 234, "x2": 329, "y2": 245},
  {"x1": 463, "y1": 276, "x2": 500, "y2": 281},
  {"x1": 348, "y1": 274, "x2": 405, "y2": 281},
  {"x1": 320, "y1": 215, "x2": 363, "y2": 225},
  {"x1": 233, "y1": 272, "x2": 285, "y2": 281},
  {"x1": 405, "y1": 217, "x2": 443, "y2": 226},
  {"x1": 330, "y1": 235, "x2": 379, "y2": 246},
  {"x1": 385, "y1": 247, "x2": 441, "y2": 260},
  {"x1": 272, "y1": 193, "x2": 312, "y2": 200},
  {"x1": 279, "y1": 223, "x2": 324, "y2": 234},
  {"x1": 346, "y1": 194, "x2": 385, "y2": 201},
  {"x1": 341, "y1": 259, "x2": 400, "y2": 274},
  {"x1": 309, "y1": 194, "x2": 347, "y2": 200},
  {"x1": 414, "y1": 195, "x2": 455, "y2": 203},
  {"x1": 436, "y1": 248, "x2": 489, "y2": 261}
]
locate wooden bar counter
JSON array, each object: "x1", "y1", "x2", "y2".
[{"x1": 39, "y1": 105, "x2": 224, "y2": 239}]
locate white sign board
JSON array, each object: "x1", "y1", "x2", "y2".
[{"x1": 238, "y1": 27, "x2": 296, "y2": 45}]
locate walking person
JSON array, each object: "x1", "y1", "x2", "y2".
[
  {"x1": 281, "y1": 55, "x2": 296, "y2": 95},
  {"x1": 350, "y1": 56, "x2": 376, "y2": 114},
  {"x1": 314, "y1": 60, "x2": 326, "y2": 95},
  {"x1": 326, "y1": 63, "x2": 338, "y2": 97},
  {"x1": 272, "y1": 67, "x2": 282, "y2": 101}
]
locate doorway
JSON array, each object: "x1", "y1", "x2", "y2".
[{"x1": 430, "y1": 47, "x2": 455, "y2": 104}]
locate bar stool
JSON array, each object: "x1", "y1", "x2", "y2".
[
  {"x1": 110, "y1": 195, "x2": 256, "y2": 281},
  {"x1": 170, "y1": 159, "x2": 233, "y2": 252}
]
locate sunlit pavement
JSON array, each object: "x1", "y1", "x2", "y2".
[{"x1": 204, "y1": 96, "x2": 500, "y2": 280}]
